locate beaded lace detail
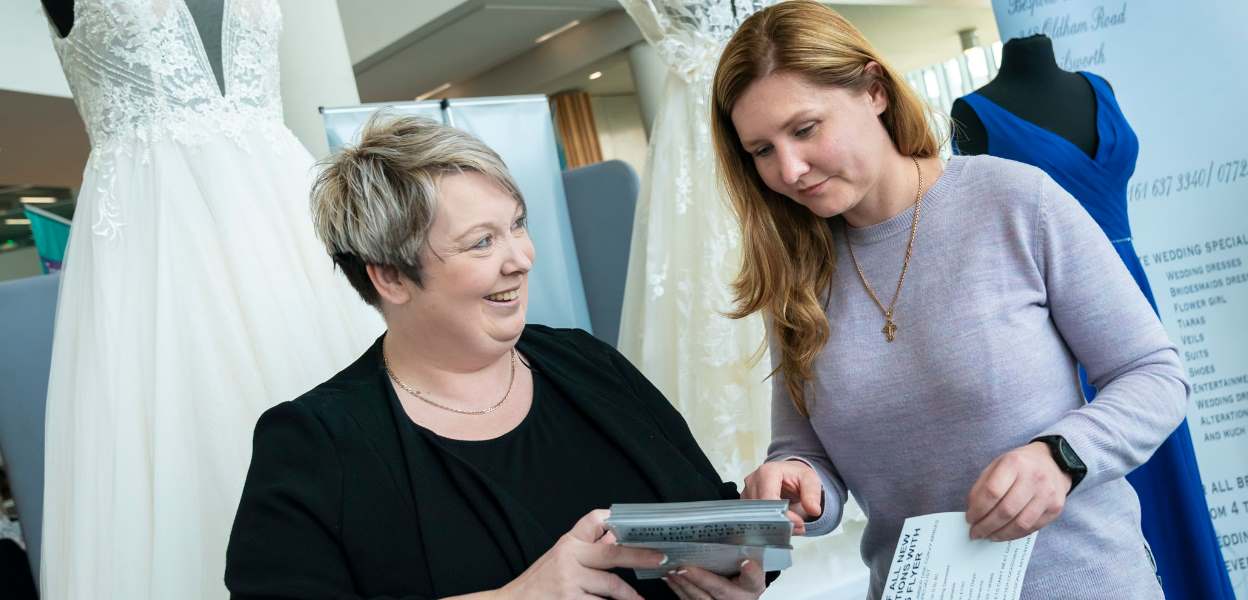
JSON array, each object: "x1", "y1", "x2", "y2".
[{"x1": 50, "y1": 0, "x2": 288, "y2": 239}]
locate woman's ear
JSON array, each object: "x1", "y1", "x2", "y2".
[
  {"x1": 864, "y1": 62, "x2": 889, "y2": 116},
  {"x1": 366, "y1": 264, "x2": 413, "y2": 306}
]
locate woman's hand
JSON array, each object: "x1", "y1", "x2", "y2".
[
  {"x1": 742, "y1": 460, "x2": 823, "y2": 535},
  {"x1": 663, "y1": 560, "x2": 765, "y2": 600},
  {"x1": 966, "y1": 442, "x2": 1071, "y2": 541},
  {"x1": 497, "y1": 509, "x2": 666, "y2": 600}
]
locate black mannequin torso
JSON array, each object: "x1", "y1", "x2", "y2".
[
  {"x1": 41, "y1": 0, "x2": 226, "y2": 95},
  {"x1": 41, "y1": 0, "x2": 73, "y2": 38},
  {"x1": 951, "y1": 35, "x2": 1101, "y2": 158}
]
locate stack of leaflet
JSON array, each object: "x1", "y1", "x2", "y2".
[{"x1": 606, "y1": 499, "x2": 793, "y2": 579}]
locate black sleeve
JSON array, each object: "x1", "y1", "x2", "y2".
[
  {"x1": 225, "y1": 401, "x2": 432, "y2": 600},
  {"x1": 580, "y1": 331, "x2": 739, "y2": 501}
]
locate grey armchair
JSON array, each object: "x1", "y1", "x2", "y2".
[
  {"x1": 561, "y1": 160, "x2": 639, "y2": 348},
  {"x1": 0, "y1": 272, "x2": 59, "y2": 581}
]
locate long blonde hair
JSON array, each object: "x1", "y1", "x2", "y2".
[{"x1": 711, "y1": 0, "x2": 939, "y2": 416}]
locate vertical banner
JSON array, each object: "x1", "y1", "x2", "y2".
[
  {"x1": 992, "y1": 1, "x2": 1248, "y2": 593},
  {"x1": 320, "y1": 97, "x2": 593, "y2": 333}
]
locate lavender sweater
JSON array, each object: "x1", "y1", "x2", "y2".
[{"x1": 769, "y1": 155, "x2": 1187, "y2": 600}]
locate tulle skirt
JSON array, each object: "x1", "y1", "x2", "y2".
[{"x1": 40, "y1": 127, "x2": 383, "y2": 599}]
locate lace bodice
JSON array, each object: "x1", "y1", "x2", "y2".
[
  {"x1": 50, "y1": 0, "x2": 285, "y2": 149},
  {"x1": 622, "y1": 0, "x2": 776, "y2": 85}
]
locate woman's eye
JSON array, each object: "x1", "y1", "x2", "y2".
[
  {"x1": 796, "y1": 124, "x2": 814, "y2": 138},
  {"x1": 471, "y1": 235, "x2": 493, "y2": 250},
  {"x1": 512, "y1": 216, "x2": 528, "y2": 231},
  {"x1": 753, "y1": 146, "x2": 772, "y2": 158}
]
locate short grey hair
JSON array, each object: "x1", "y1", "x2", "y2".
[{"x1": 310, "y1": 113, "x2": 525, "y2": 307}]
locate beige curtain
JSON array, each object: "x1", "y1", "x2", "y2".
[{"x1": 550, "y1": 91, "x2": 604, "y2": 168}]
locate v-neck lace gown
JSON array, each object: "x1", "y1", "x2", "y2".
[
  {"x1": 958, "y1": 71, "x2": 1234, "y2": 600},
  {"x1": 42, "y1": 1, "x2": 381, "y2": 597}
]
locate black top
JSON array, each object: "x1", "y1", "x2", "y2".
[
  {"x1": 438, "y1": 369, "x2": 672, "y2": 598},
  {"x1": 0, "y1": 539, "x2": 38, "y2": 600},
  {"x1": 226, "y1": 325, "x2": 740, "y2": 600}
]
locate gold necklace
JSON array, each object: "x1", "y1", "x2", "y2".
[
  {"x1": 845, "y1": 156, "x2": 924, "y2": 343},
  {"x1": 383, "y1": 346, "x2": 517, "y2": 415}
]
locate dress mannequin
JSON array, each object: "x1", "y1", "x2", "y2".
[
  {"x1": 38, "y1": 1, "x2": 382, "y2": 597},
  {"x1": 952, "y1": 34, "x2": 1097, "y2": 157},
  {"x1": 951, "y1": 34, "x2": 1236, "y2": 600}
]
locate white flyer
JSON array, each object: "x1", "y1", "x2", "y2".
[{"x1": 881, "y1": 512, "x2": 1037, "y2": 600}]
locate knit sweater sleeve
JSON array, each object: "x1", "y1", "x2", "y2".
[
  {"x1": 763, "y1": 334, "x2": 849, "y2": 537},
  {"x1": 1031, "y1": 173, "x2": 1190, "y2": 492}
]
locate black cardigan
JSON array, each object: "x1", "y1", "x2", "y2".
[{"x1": 225, "y1": 325, "x2": 739, "y2": 599}]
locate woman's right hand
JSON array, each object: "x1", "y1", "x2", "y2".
[
  {"x1": 743, "y1": 460, "x2": 823, "y2": 535},
  {"x1": 496, "y1": 509, "x2": 667, "y2": 600}
]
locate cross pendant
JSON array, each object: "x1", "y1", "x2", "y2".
[{"x1": 882, "y1": 318, "x2": 898, "y2": 343}]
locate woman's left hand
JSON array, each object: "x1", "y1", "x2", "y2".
[
  {"x1": 663, "y1": 559, "x2": 765, "y2": 600},
  {"x1": 965, "y1": 441, "x2": 1072, "y2": 541}
]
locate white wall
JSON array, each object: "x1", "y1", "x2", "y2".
[
  {"x1": 335, "y1": 0, "x2": 466, "y2": 64},
  {"x1": 590, "y1": 94, "x2": 649, "y2": 181},
  {"x1": 0, "y1": 0, "x2": 71, "y2": 97},
  {"x1": 625, "y1": 42, "x2": 664, "y2": 137},
  {"x1": 278, "y1": 0, "x2": 361, "y2": 158}
]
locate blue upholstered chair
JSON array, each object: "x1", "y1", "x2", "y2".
[
  {"x1": 561, "y1": 160, "x2": 639, "y2": 348},
  {"x1": 0, "y1": 272, "x2": 59, "y2": 581}
]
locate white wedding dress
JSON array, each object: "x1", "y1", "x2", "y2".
[
  {"x1": 41, "y1": 0, "x2": 381, "y2": 597},
  {"x1": 618, "y1": 2, "x2": 869, "y2": 597}
]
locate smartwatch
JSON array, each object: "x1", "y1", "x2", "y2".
[{"x1": 1032, "y1": 435, "x2": 1087, "y2": 493}]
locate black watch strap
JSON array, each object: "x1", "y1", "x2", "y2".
[{"x1": 1032, "y1": 435, "x2": 1087, "y2": 493}]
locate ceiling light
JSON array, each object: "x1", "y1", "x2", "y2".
[
  {"x1": 5, "y1": 218, "x2": 32, "y2": 225},
  {"x1": 588, "y1": 71, "x2": 602, "y2": 80},
  {"x1": 20, "y1": 196, "x2": 57, "y2": 204},
  {"x1": 536, "y1": 20, "x2": 580, "y2": 44},
  {"x1": 415, "y1": 83, "x2": 452, "y2": 101}
]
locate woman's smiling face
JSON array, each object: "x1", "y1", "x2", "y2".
[{"x1": 406, "y1": 170, "x2": 534, "y2": 354}]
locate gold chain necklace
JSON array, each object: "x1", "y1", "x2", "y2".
[
  {"x1": 845, "y1": 156, "x2": 924, "y2": 343},
  {"x1": 383, "y1": 346, "x2": 517, "y2": 415}
]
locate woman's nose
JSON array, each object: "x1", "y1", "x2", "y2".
[
  {"x1": 502, "y1": 237, "x2": 533, "y2": 274},
  {"x1": 777, "y1": 147, "x2": 810, "y2": 186}
]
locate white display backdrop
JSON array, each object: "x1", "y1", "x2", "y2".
[{"x1": 991, "y1": 1, "x2": 1248, "y2": 593}]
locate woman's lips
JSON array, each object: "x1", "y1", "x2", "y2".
[
  {"x1": 484, "y1": 289, "x2": 520, "y2": 303},
  {"x1": 798, "y1": 177, "x2": 830, "y2": 196}
]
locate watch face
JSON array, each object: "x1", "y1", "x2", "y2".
[{"x1": 1058, "y1": 439, "x2": 1086, "y2": 470}]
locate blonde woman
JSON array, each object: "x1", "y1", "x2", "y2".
[
  {"x1": 225, "y1": 115, "x2": 767, "y2": 600},
  {"x1": 708, "y1": 2, "x2": 1186, "y2": 599}
]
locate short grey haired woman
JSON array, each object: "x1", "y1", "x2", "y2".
[{"x1": 225, "y1": 115, "x2": 767, "y2": 600}]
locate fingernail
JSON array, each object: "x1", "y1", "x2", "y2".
[
  {"x1": 740, "y1": 559, "x2": 751, "y2": 568},
  {"x1": 659, "y1": 554, "x2": 669, "y2": 566},
  {"x1": 675, "y1": 569, "x2": 689, "y2": 575}
]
